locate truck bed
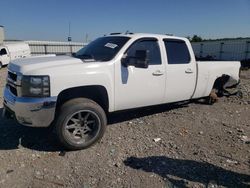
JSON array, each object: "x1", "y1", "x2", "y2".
[{"x1": 192, "y1": 61, "x2": 241, "y2": 99}]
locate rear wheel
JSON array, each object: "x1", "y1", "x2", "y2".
[{"x1": 55, "y1": 98, "x2": 107, "y2": 150}]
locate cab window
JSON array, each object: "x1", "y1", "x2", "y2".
[
  {"x1": 164, "y1": 39, "x2": 191, "y2": 64},
  {"x1": 126, "y1": 39, "x2": 162, "y2": 65},
  {"x1": 0, "y1": 48, "x2": 7, "y2": 55}
]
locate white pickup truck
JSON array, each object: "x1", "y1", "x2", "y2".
[{"x1": 3, "y1": 33, "x2": 240, "y2": 150}]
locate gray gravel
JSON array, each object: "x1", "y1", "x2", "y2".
[{"x1": 0, "y1": 67, "x2": 249, "y2": 188}]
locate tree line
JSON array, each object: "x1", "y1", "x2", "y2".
[{"x1": 187, "y1": 35, "x2": 250, "y2": 42}]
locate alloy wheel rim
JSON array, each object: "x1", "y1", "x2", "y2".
[{"x1": 64, "y1": 110, "x2": 101, "y2": 145}]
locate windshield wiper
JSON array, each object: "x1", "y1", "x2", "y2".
[
  {"x1": 98, "y1": 58, "x2": 110, "y2": 62},
  {"x1": 75, "y1": 54, "x2": 95, "y2": 60}
]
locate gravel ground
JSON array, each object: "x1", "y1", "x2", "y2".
[{"x1": 0, "y1": 67, "x2": 249, "y2": 188}]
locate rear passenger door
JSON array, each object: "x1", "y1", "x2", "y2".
[{"x1": 163, "y1": 39, "x2": 196, "y2": 103}]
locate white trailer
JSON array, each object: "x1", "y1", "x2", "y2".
[{"x1": 0, "y1": 42, "x2": 31, "y2": 69}]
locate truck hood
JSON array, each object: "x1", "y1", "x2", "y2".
[{"x1": 8, "y1": 55, "x2": 83, "y2": 74}]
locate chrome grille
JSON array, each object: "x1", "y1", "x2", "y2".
[
  {"x1": 9, "y1": 85, "x2": 18, "y2": 96},
  {"x1": 7, "y1": 71, "x2": 19, "y2": 96},
  {"x1": 8, "y1": 71, "x2": 17, "y2": 82}
]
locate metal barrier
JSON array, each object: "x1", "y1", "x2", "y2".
[
  {"x1": 192, "y1": 39, "x2": 250, "y2": 61},
  {"x1": 29, "y1": 43, "x2": 84, "y2": 55},
  {"x1": 25, "y1": 40, "x2": 86, "y2": 55}
]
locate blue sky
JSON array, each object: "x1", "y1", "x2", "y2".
[{"x1": 0, "y1": 0, "x2": 249, "y2": 42}]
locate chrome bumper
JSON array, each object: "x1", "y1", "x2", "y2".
[{"x1": 2, "y1": 87, "x2": 57, "y2": 127}]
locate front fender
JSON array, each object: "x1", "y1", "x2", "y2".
[{"x1": 42, "y1": 63, "x2": 115, "y2": 112}]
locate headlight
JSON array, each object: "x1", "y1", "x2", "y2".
[{"x1": 21, "y1": 75, "x2": 50, "y2": 97}]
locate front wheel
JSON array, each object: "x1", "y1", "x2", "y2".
[{"x1": 55, "y1": 98, "x2": 107, "y2": 150}]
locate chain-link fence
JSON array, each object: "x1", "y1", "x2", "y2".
[{"x1": 192, "y1": 39, "x2": 250, "y2": 61}]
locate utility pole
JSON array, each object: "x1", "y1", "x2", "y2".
[
  {"x1": 68, "y1": 22, "x2": 72, "y2": 42},
  {"x1": 85, "y1": 34, "x2": 88, "y2": 43}
]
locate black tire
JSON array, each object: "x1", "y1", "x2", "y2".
[
  {"x1": 55, "y1": 98, "x2": 107, "y2": 150},
  {"x1": 205, "y1": 96, "x2": 215, "y2": 105},
  {"x1": 0, "y1": 62, "x2": 2, "y2": 69},
  {"x1": 205, "y1": 89, "x2": 219, "y2": 105}
]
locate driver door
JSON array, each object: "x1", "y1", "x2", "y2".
[{"x1": 114, "y1": 38, "x2": 166, "y2": 111}]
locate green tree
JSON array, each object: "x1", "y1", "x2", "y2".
[{"x1": 190, "y1": 35, "x2": 203, "y2": 42}]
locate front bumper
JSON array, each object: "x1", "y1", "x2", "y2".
[{"x1": 2, "y1": 86, "x2": 57, "y2": 127}]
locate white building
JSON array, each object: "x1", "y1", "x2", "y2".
[{"x1": 0, "y1": 25, "x2": 4, "y2": 44}]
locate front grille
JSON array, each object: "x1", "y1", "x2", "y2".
[
  {"x1": 8, "y1": 71, "x2": 17, "y2": 82},
  {"x1": 7, "y1": 71, "x2": 19, "y2": 96},
  {"x1": 9, "y1": 85, "x2": 18, "y2": 96}
]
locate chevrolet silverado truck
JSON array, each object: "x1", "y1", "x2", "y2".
[{"x1": 2, "y1": 33, "x2": 240, "y2": 150}]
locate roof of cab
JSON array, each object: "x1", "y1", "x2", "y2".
[{"x1": 106, "y1": 32, "x2": 188, "y2": 41}]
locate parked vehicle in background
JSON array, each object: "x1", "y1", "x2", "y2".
[
  {"x1": 0, "y1": 42, "x2": 31, "y2": 69},
  {"x1": 2, "y1": 33, "x2": 241, "y2": 150}
]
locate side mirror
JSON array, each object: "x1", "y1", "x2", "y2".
[{"x1": 121, "y1": 50, "x2": 149, "y2": 69}]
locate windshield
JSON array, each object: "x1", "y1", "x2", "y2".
[{"x1": 75, "y1": 36, "x2": 130, "y2": 61}]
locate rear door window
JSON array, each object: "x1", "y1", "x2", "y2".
[{"x1": 164, "y1": 39, "x2": 191, "y2": 64}]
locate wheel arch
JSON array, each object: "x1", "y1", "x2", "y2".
[
  {"x1": 211, "y1": 74, "x2": 230, "y2": 91},
  {"x1": 56, "y1": 85, "x2": 109, "y2": 113}
]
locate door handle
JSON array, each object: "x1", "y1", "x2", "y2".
[
  {"x1": 185, "y1": 68, "x2": 193, "y2": 74},
  {"x1": 152, "y1": 70, "x2": 164, "y2": 76}
]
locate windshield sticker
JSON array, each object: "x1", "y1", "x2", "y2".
[{"x1": 105, "y1": 43, "x2": 118, "y2": 49}]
